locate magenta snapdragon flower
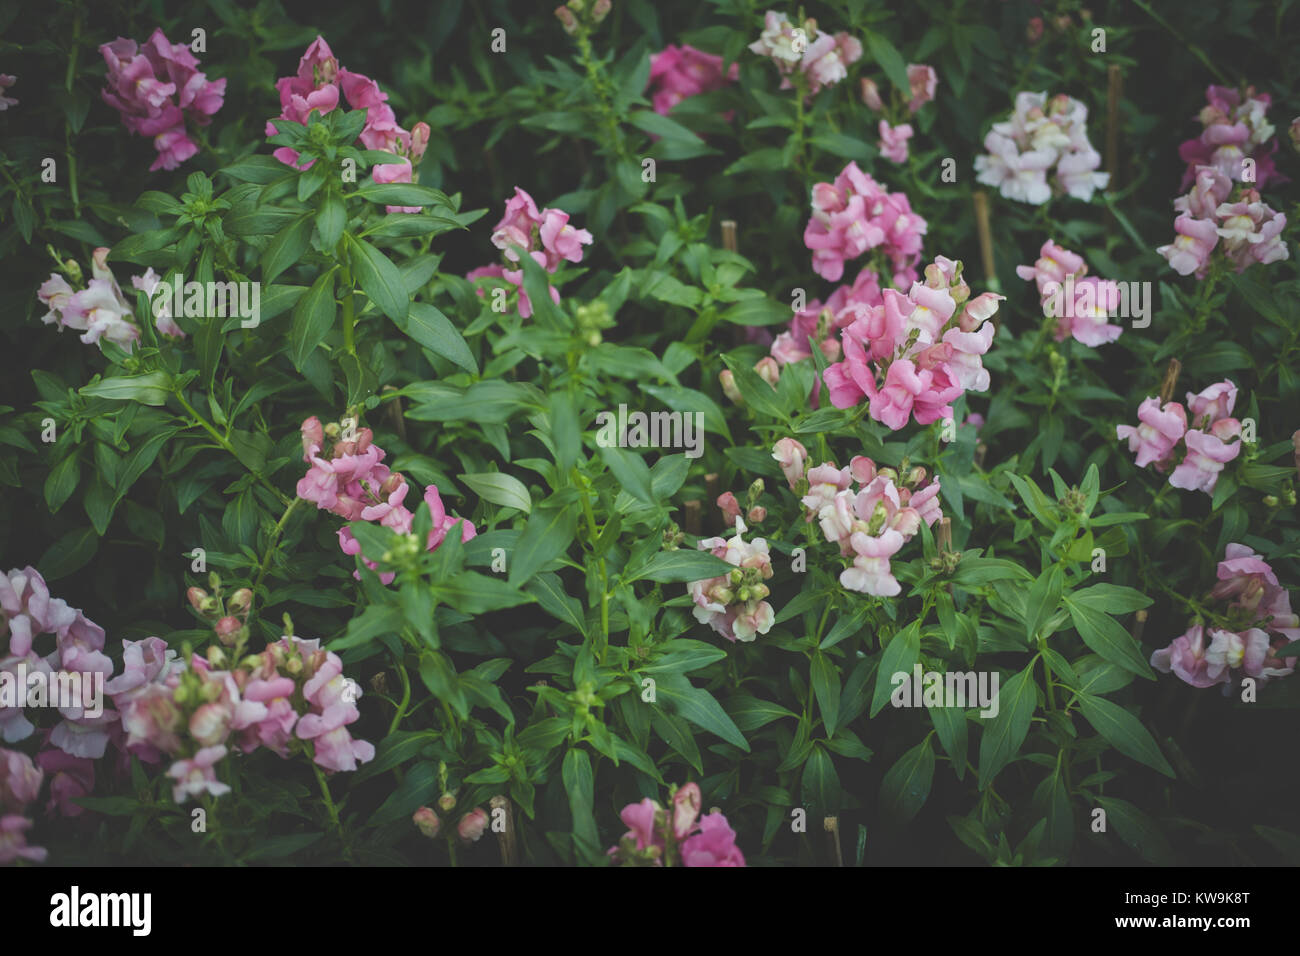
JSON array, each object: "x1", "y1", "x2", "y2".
[{"x1": 100, "y1": 30, "x2": 224, "y2": 171}]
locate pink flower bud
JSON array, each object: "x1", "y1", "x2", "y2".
[
  {"x1": 746, "y1": 505, "x2": 767, "y2": 523},
  {"x1": 458, "y1": 807, "x2": 489, "y2": 843},
  {"x1": 860, "y1": 77, "x2": 883, "y2": 111},
  {"x1": 187, "y1": 587, "x2": 209, "y2": 612},
  {"x1": 672, "y1": 782, "x2": 702, "y2": 840},
  {"x1": 1027, "y1": 16, "x2": 1044, "y2": 43},
  {"x1": 214, "y1": 616, "x2": 242, "y2": 646},
  {"x1": 716, "y1": 491, "x2": 742, "y2": 523},
  {"x1": 301, "y1": 416, "x2": 324, "y2": 461},
  {"x1": 719, "y1": 369, "x2": 742, "y2": 403},
  {"x1": 555, "y1": 5, "x2": 578, "y2": 33},
  {"x1": 592, "y1": 0, "x2": 611, "y2": 22},
  {"x1": 226, "y1": 588, "x2": 252, "y2": 616},
  {"x1": 413, "y1": 807, "x2": 441, "y2": 838},
  {"x1": 755, "y1": 356, "x2": 781, "y2": 387}
]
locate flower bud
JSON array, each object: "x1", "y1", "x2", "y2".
[
  {"x1": 671, "y1": 782, "x2": 702, "y2": 840},
  {"x1": 719, "y1": 369, "x2": 742, "y2": 404},
  {"x1": 208, "y1": 571, "x2": 222, "y2": 591},
  {"x1": 1263, "y1": 494, "x2": 1280, "y2": 508},
  {"x1": 755, "y1": 356, "x2": 781, "y2": 388},
  {"x1": 592, "y1": 0, "x2": 611, "y2": 23},
  {"x1": 413, "y1": 807, "x2": 441, "y2": 839},
  {"x1": 906, "y1": 466, "x2": 927, "y2": 488},
  {"x1": 438, "y1": 791, "x2": 457, "y2": 813},
  {"x1": 1026, "y1": 16, "x2": 1044, "y2": 43},
  {"x1": 187, "y1": 587, "x2": 209, "y2": 612},
  {"x1": 458, "y1": 807, "x2": 489, "y2": 843},
  {"x1": 227, "y1": 589, "x2": 253, "y2": 617},
  {"x1": 206, "y1": 646, "x2": 227, "y2": 668},
  {"x1": 214, "y1": 616, "x2": 242, "y2": 646},
  {"x1": 729, "y1": 569, "x2": 743, "y2": 585},
  {"x1": 746, "y1": 505, "x2": 767, "y2": 523},
  {"x1": 860, "y1": 77, "x2": 883, "y2": 111},
  {"x1": 285, "y1": 656, "x2": 304, "y2": 676},
  {"x1": 555, "y1": 5, "x2": 578, "y2": 33}
]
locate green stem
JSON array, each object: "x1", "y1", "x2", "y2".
[
  {"x1": 388, "y1": 662, "x2": 412, "y2": 736},
  {"x1": 342, "y1": 292, "x2": 356, "y2": 355},
  {"x1": 314, "y1": 764, "x2": 352, "y2": 861},
  {"x1": 174, "y1": 390, "x2": 292, "y2": 506},
  {"x1": 250, "y1": 497, "x2": 302, "y2": 614}
]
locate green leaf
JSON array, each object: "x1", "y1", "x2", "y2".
[
  {"x1": 397, "y1": 303, "x2": 477, "y2": 374},
  {"x1": 1095, "y1": 796, "x2": 1175, "y2": 864},
  {"x1": 289, "y1": 268, "x2": 338, "y2": 370},
  {"x1": 1024, "y1": 564, "x2": 1063, "y2": 642},
  {"x1": 1064, "y1": 597, "x2": 1154, "y2": 680},
  {"x1": 346, "y1": 234, "x2": 409, "y2": 321},
  {"x1": 44, "y1": 454, "x2": 80, "y2": 512},
  {"x1": 418, "y1": 652, "x2": 468, "y2": 719},
  {"x1": 507, "y1": 498, "x2": 578, "y2": 587},
  {"x1": 435, "y1": 571, "x2": 534, "y2": 615},
  {"x1": 929, "y1": 704, "x2": 968, "y2": 781},
  {"x1": 864, "y1": 32, "x2": 911, "y2": 93},
  {"x1": 330, "y1": 606, "x2": 400, "y2": 658},
  {"x1": 316, "y1": 191, "x2": 347, "y2": 248},
  {"x1": 1069, "y1": 584, "x2": 1153, "y2": 615},
  {"x1": 459, "y1": 471, "x2": 531, "y2": 513},
  {"x1": 368, "y1": 761, "x2": 437, "y2": 828},
  {"x1": 878, "y1": 737, "x2": 935, "y2": 823},
  {"x1": 717, "y1": 296, "x2": 792, "y2": 326},
  {"x1": 800, "y1": 746, "x2": 841, "y2": 813},
  {"x1": 626, "y1": 549, "x2": 733, "y2": 584},
  {"x1": 524, "y1": 572, "x2": 587, "y2": 637},
  {"x1": 655, "y1": 674, "x2": 749, "y2": 751},
  {"x1": 598, "y1": 445, "x2": 656, "y2": 506},
  {"x1": 871, "y1": 624, "x2": 920, "y2": 717},
  {"x1": 80, "y1": 372, "x2": 173, "y2": 406},
  {"x1": 244, "y1": 833, "x2": 324, "y2": 861},
  {"x1": 810, "y1": 652, "x2": 842, "y2": 738},
  {"x1": 353, "y1": 182, "x2": 452, "y2": 208},
  {"x1": 37, "y1": 526, "x2": 99, "y2": 580},
  {"x1": 1076, "y1": 693, "x2": 1175, "y2": 777},
  {"x1": 261, "y1": 213, "x2": 313, "y2": 284},
  {"x1": 725, "y1": 694, "x2": 798, "y2": 732},
  {"x1": 562, "y1": 749, "x2": 601, "y2": 862},
  {"x1": 977, "y1": 660, "x2": 1038, "y2": 789},
  {"x1": 721, "y1": 353, "x2": 787, "y2": 421}
]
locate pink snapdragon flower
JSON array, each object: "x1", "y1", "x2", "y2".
[
  {"x1": 0, "y1": 750, "x2": 42, "y2": 811},
  {"x1": 679, "y1": 811, "x2": 747, "y2": 866},
  {"x1": 166, "y1": 745, "x2": 231, "y2": 803},
  {"x1": 799, "y1": 31, "x2": 862, "y2": 96},
  {"x1": 1115, "y1": 397, "x2": 1187, "y2": 469},
  {"x1": 906, "y1": 64, "x2": 938, "y2": 113},
  {"x1": 1150, "y1": 624, "x2": 1226, "y2": 688},
  {"x1": 1186, "y1": 380, "x2": 1237, "y2": 427},
  {"x1": 267, "y1": 36, "x2": 429, "y2": 207},
  {"x1": 37, "y1": 250, "x2": 183, "y2": 351},
  {"x1": 878, "y1": 120, "x2": 913, "y2": 164},
  {"x1": 295, "y1": 416, "x2": 476, "y2": 583},
  {"x1": 0, "y1": 814, "x2": 46, "y2": 863},
  {"x1": 687, "y1": 519, "x2": 776, "y2": 643},
  {"x1": 646, "y1": 45, "x2": 738, "y2": 116},
  {"x1": 1168, "y1": 418, "x2": 1242, "y2": 494},
  {"x1": 100, "y1": 30, "x2": 224, "y2": 171},
  {"x1": 608, "y1": 784, "x2": 746, "y2": 866},
  {"x1": 804, "y1": 162, "x2": 927, "y2": 283},
  {"x1": 821, "y1": 258, "x2": 1000, "y2": 428},
  {"x1": 975, "y1": 92, "x2": 1109, "y2": 204},
  {"x1": 1156, "y1": 213, "x2": 1221, "y2": 277},
  {"x1": 469, "y1": 187, "x2": 590, "y2": 318},
  {"x1": 1178, "y1": 85, "x2": 1284, "y2": 190},
  {"x1": 1211, "y1": 545, "x2": 1293, "y2": 627},
  {"x1": 771, "y1": 438, "x2": 808, "y2": 489}
]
